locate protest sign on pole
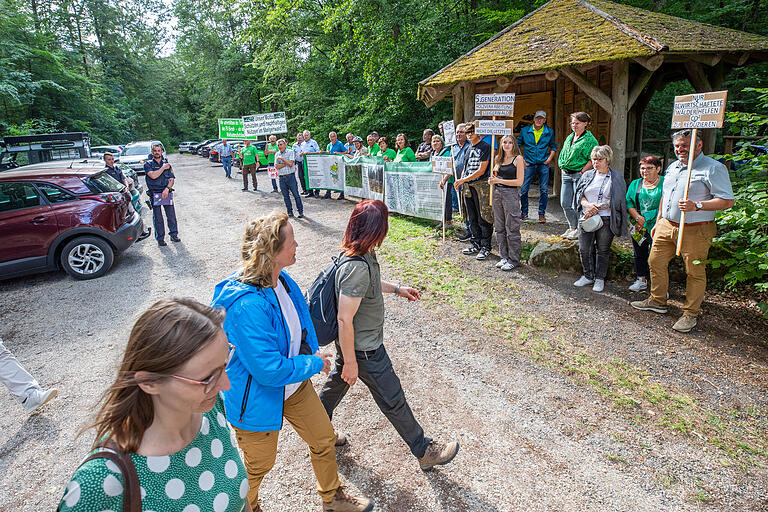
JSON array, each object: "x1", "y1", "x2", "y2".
[
  {"x1": 475, "y1": 120, "x2": 515, "y2": 136},
  {"x1": 304, "y1": 153, "x2": 345, "y2": 191},
  {"x1": 384, "y1": 162, "x2": 443, "y2": 221},
  {"x1": 670, "y1": 90, "x2": 728, "y2": 256},
  {"x1": 443, "y1": 120, "x2": 456, "y2": 146},
  {"x1": 431, "y1": 156, "x2": 454, "y2": 175},
  {"x1": 242, "y1": 112, "x2": 288, "y2": 138},
  {"x1": 475, "y1": 93, "x2": 515, "y2": 118},
  {"x1": 218, "y1": 119, "x2": 245, "y2": 139}
]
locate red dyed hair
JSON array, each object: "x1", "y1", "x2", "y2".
[
  {"x1": 341, "y1": 200, "x2": 389, "y2": 256},
  {"x1": 639, "y1": 155, "x2": 662, "y2": 168}
]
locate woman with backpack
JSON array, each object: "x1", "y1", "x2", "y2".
[
  {"x1": 59, "y1": 299, "x2": 250, "y2": 511},
  {"x1": 317, "y1": 199, "x2": 460, "y2": 472},
  {"x1": 210, "y1": 213, "x2": 372, "y2": 512}
]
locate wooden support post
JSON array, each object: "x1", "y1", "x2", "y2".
[
  {"x1": 676, "y1": 128, "x2": 698, "y2": 256},
  {"x1": 553, "y1": 76, "x2": 564, "y2": 198},
  {"x1": 463, "y1": 82, "x2": 476, "y2": 124},
  {"x1": 610, "y1": 60, "x2": 629, "y2": 175},
  {"x1": 561, "y1": 67, "x2": 612, "y2": 113},
  {"x1": 489, "y1": 116, "x2": 496, "y2": 206},
  {"x1": 628, "y1": 68, "x2": 654, "y2": 108},
  {"x1": 452, "y1": 86, "x2": 464, "y2": 124}
]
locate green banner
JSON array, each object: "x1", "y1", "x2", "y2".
[{"x1": 218, "y1": 118, "x2": 245, "y2": 139}]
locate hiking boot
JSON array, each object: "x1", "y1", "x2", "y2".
[
  {"x1": 418, "y1": 440, "x2": 460, "y2": 471},
  {"x1": 335, "y1": 432, "x2": 347, "y2": 446},
  {"x1": 672, "y1": 314, "x2": 697, "y2": 333},
  {"x1": 23, "y1": 388, "x2": 58, "y2": 414},
  {"x1": 573, "y1": 275, "x2": 594, "y2": 287},
  {"x1": 630, "y1": 297, "x2": 668, "y2": 314},
  {"x1": 322, "y1": 487, "x2": 373, "y2": 512},
  {"x1": 462, "y1": 245, "x2": 479, "y2": 255},
  {"x1": 476, "y1": 248, "x2": 490, "y2": 260}
]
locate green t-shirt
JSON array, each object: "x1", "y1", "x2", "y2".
[
  {"x1": 626, "y1": 176, "x2": 665, "y2": 233},
  {"x1": 394, "y1": 147, "x2": 416, "y2": 163},
  {"x1": 557, "y1": 131, "x2": 598, "y2": 172},
  {"x1": 335, "y1": 252, "x2": 384, "y2": 352},
  {"x1": 266, "y1": 143, "x2": 278, "y2": 165},
  {"x1": 368, "y1": 143, "x2": 381, "y2": 156},
  {"x1": 380, "y1": 148, "x2": 396, "y2": 160},
  {"x1": 59, "y1": 396, "x2": 248, "y2": 512},
  {"x1": 240, "y1": 145, "x2": 259, "y2": 166}
]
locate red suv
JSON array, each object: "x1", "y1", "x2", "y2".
[{"x1": 0, "y1": 165, "x2": 145, "y2": 280}]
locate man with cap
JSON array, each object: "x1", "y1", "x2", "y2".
[{"x1": 517, "y1": 110, "x2": 557, "y2": 223}]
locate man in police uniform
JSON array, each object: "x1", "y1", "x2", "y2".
[
  {"x1": 144, "y1": 143, "x2": 179, "y2": 247},
  {"x1": 102, "y1": 153, "x2": 128, "y2": 187},
  {"x1": 631, "y1": 130, "x2": 734, "y2": 332}
]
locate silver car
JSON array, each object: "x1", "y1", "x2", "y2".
[{"x1": 117, "y1": 140, "x2": 165, "y2": 174}]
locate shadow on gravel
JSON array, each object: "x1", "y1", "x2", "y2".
[
  {"x1": 425, "y1": 471, "x2": 501, "y2": 512},
  {"x1": 335, "y1": 448, "x2": 420, "y2": 510},
  {"x1": 0, "y1": 414, "x2": 60, "y2": 475},
  {"x1": 295, "y1": 214, "x2": 346, "y2": 239},
  {"x1": 160, "y1": 241, "x2": 207, "y2": 276}
]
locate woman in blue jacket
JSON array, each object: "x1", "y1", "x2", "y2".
[{"x1": 211, "y1": 213, "x2": 372, "y2": 512}]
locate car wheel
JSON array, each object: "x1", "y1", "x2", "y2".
[{"x1": 60, "y1": 236, "x2": 115, "y2": 280}]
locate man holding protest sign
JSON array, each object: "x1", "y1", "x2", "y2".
[
  {"x1": 454, "y1": 122, "x2": 492, "y2": 260},
  {"x1": 631, "y1": 129, "x2": 734, "y2": 332},
  {"x1": 275, "y1": 138, "x2": 304, "y2": 218},
  {"x1": 265, "y1": 134, "x2": 280, "y2": 193}
]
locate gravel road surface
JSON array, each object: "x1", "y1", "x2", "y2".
[{"x1": 1, "y1": 155, "x2": 765, "y2": 511}]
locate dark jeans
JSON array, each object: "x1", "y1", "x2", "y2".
[
  {"x1": 323, "y1": 190, "x2": 344, "y2": 199},
  {"x1": 520, "y1": 163, "x2": 549, "y2": 216},
  {"x1": 296, "y1": 161, "x2": 308, "y2": 194},
  {"x1": 151, "y1": 202, "x2": 178, "y2": 241},
  {"x1": 578, "y1": 220, "x2": 614, "y2": 280},
  {"x1": 278, "y1": 173, "x2": 303, "y2": 215},
  {"x1": 632, "y1": 236, "x2": 651, "y2": 278},
  {"x1": 319, "y1": 343, "x2": 431, "y2": 458},
  {"x1": 463, "y1": 185, "x2": 492, "y2": 250},
  {"x1": 443, "y1": 183, "x2": 459, "y2": 222},
  {"x1": 221, "y1": 156, "x2": 232, "y2": 177}
]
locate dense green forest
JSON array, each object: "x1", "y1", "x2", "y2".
[{"x1": 0, "y1": 0, "x2": 767, "y2": 146}]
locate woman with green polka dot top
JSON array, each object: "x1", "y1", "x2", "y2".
[{"x1": 58, "y1": 299, "x2": 252, "y2": 512}]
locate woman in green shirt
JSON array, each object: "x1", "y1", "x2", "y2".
[
  {"x1": 626, "y1": 155, "x2": 664, "y2": 292},
  {"x1": 557, "y1": 112, "x2": 599, "y2": 239},
  {"x1": 59, "y1": 299, "x2": 250, "y2": 512},
  {"x1": 378, "y1": 136, "x2": 396, "y2": 161},
  {"x1": 393, "y1": 133, "x2": 416, "y2": 162}
]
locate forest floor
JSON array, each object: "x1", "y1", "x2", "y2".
[{"x1": 0, "y1": 155, "x2": 765, "y2": 511}]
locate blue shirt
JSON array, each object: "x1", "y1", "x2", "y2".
[
  {"x1": 327, "y1": 140, "x2": 346, "y2": 154},
  {"x1": 103, "y1": 165, "x2": 125, "y2": 185},
  {"x1": 303, "y1": 138, "x2": 320, "y2": 154},
  {"x1": 143, "y1": 158, "x2": 175, "y2": 192},
  {"x1": 452, "y1": 142, "x2": 469, "y2": 176},
  {"x1": 517, "y1": 124, "x2": 558, "y2": 164},
  {"x1": 660, "y1": 152, "x2": 734, "y2": 224},
  {"x1": 219, "y1": 142, "x2": 233, "y2": 158}
]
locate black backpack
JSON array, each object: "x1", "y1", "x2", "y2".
[{"x1": 306, "y1": 253, "x2": 370, "y2": 346}]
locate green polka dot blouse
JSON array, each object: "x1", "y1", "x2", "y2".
[{"x1": 59, "y1": 396, "x2": 248, "y2": 511}]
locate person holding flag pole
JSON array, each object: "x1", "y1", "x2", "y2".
[{"x1": 631, "y1": 127, "x2": 734, "y2": 333}]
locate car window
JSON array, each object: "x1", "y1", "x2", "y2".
[
  {"x1": 37, "y1": 183, "x2": 77, "y2": 203},
  {"x1": 0, "y1": 182, "x2": 42, "y2": 212},
  {"x1": 86, "y1": 172, "x2": 124, "y2": 193},
  {"x1": 122, "y1": 144, "x2": 151, "y2": 156}
]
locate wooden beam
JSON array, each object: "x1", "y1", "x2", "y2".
[
  {"x1": 553, "y1": 76, "x2": 565, "y2": 198},
  {"x1": 687, "y1": 53, "x2": 723, "y2": 67},
  {"x1": 463, "y1": 81, "x2": 476, "y2": 123},
  {"x1": 610, "y1": 60, "x2": 629, "y2": 175},
  {"x1": 545, "y1": 69, "x2": 559, "y2": 81},
  {"x1": 452, "y1": 86, "x2": 464, "y2": 124},
  {"x1": 560, "y1": 67, "x2": 613, "y2": 113},
  {"x1": 684, "y1": 61, "x2": 713, "y2": 92},
  {"x1": 628, "y1": 68, "x2": 654, "y2": 108},
  {"x1": 737, "y1": 52, "x2": 750, "y2": 66},
  {"x1": 633, "y1": 54, "x2": 664, "y2": 72}
]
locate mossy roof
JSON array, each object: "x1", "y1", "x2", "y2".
[{"x1": 419, "y1": 0, "x2": 768, "y2": 94}]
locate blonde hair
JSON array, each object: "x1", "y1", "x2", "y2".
[
  {"x1": 240, "y1": 212, "x2": 290, "y2": 288},
  {"x1": 493, "y1": 135, "x2": 521, "y2": 173},
  {"x1": 591, "y1": 145, "x2": 613, "y2": 165}
]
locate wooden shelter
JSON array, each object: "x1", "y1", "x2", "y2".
[{"x1": 418, "y1": 0, "x2": 768, "y2": 183}]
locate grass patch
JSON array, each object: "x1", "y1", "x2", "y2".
[{"x1": 380, "y1": 214, "x2": 768, "y2": 467}]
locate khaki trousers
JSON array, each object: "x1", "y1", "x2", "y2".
[
  {"x1": 648, "y1": 217, "x2": 717, "y2": 316},
  {"x1": 233, "y1": 380, "x2": 341, "y2": 508},
  {"x1": 242, "y1": 163, "x2": 257, "y2": 189}
]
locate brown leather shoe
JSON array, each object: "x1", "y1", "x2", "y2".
[
  {"x1": 322, "y1": 486, "x2": 373, "y2": 512},
  {"x1": 418, "y1": 440, "x2": 460, "y2": 470}
]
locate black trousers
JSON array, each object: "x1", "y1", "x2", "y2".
[
  {"x1": 296, "y1": 161, "x2": 308, "y2": 194},
  {"x1": 318, "y1": 343, "x2": 431, "y2": 458},
  {"x1": 632, "y1": 236, "x2": 651, "y2": 278},
  {"x1": 463, "y1": 185, "x2": 492, "y2": 250}
]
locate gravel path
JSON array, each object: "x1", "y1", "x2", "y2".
[{"x1": 0, "y1": 155, "x2": 765, "y2": 511}]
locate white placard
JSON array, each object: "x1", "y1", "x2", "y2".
[
  {"x1": 431, "y1": 156, "x2": 454, "y2": 175},
  {"x1": 671, "y1": 91, "x2": 728, "y2": 129},
  {"x1": 475, "y1": 120, "x2": 514, "y2": 136},
  {"x1": 442, "y1": 120, "x2": 456, "y2": 146},
  {"x1": 475, "y1": 93, "x2": 515, "y2": 117},
  {"x1": 242, "y1": 112, "x2": 288, "y2": 137},
  {"x1": 304, "y1": 153, "x2": 345, "y2": 191}
]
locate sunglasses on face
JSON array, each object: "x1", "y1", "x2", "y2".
[{"x1": 166, "y1": 344, "x2": 236, "y2": 394}]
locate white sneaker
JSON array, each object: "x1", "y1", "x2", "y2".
[
  {"x1": 592, "y1": 279, "x2": 605, "y2": 292},
  {"x1": 23, "y1": 388, "x2": 58, "y2": 414},
  {"x1": 573, "y1": 275, "x2": 594, "y2": 287},
  {"x1": 561, "y1": 229, "x2": 571, "y2": 237},
  {"x1": 501, "y1": 262, "x2": 517, "y2": 271},
  {"x1": 629, "y1": 279, "x2": 648, "y2": 292},
  {"x1": 495, "y1": 258, "x2": 508, "y2": 268},
  {"x1": 566, "y1": 228, "x2": 579, "y2": 240}
]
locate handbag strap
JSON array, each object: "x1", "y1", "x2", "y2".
[{"x1": 80, "y1": 442, "x2": 142, "y2": 512}]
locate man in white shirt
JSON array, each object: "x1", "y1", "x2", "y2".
[{"x1": 275, "y1": 138, "x2": 304, "y2": 218}]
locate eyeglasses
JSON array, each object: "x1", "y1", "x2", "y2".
[{"x1": 168, "y1": 344, "x2": 235, "y2": 394}]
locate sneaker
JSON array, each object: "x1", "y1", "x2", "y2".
[
  {"x1": 457, "y1": 232, "x2": 472, "y2": 242},
  {"x1": 521, "y1": 214, "x2": 529, "y2": 221},
  {"x1": 539, "y1": 214, "x2": 546, "y2": 223},
  {"x1": 23, "y1": 388, "x2": 58, "y2": 414},
  {"x1": 335, "y1": 432, "x2": 347, "y2": 446},
  {"x1": 462, "y1": 245, "x2": 479, "y2": 255},
  {"x1": 322, "y1": 487, "x2": 373, "y2": 512},
  {"x1": 672, "y1": 314, "x2": 697, "y2": 333},
  {"x1": 630, "y1": 297, "x2": 668, "y2": 314},
  {"x1": 158, "y1": 240, "x2": 167, "y2": 247},
  {"x1": 297, "y1": 213, "x2": 304, "y2": 219},
  {"x1": 476, "y1": 248, "x2": 490, "y2": 260},
  {"x1": 565, "y1": 228, "x2": 579, "y2": 240},
  {"x1": 573, "y1": 275, "x2": 594, "y2": 287},
  {"x1": 272, "y1": 189, "x2": 280, "y2": 194},
  {"x1": 418, "y1": 440, "x2": 460, "y2": 471},
  {"x1": 501, "y1": 262, "x2": 517, "y2": 271},
  {"x1": 628, "y1": 279, "x2": 648, "y2": 292},
  {"x1": 336, "y1": 194, "x2": 345, "y2": 200},
  {"x1": 242, "y1": 188, "x2": 248, "y2": 191},
  {"x1": 170, "y1": 235, "x2": 181, "y2": 243},
  {"x1": 495, "y1": 258, "x2": 508, "y2": 268},
  {"x1": 288, "y1": 212, "x2": 295, "y2": 218},
  {"x1": 561, "y1": 228, "x2": 571, "y2": 237},
  {"x1": 592, "y1": 279, "x2": 605, "y2": 292}
]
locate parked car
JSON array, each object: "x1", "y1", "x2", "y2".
[
  {"x1": 90, "y1": 145, "x2": 123, "y2": 158},
  {"x1": 117, "y1": 140, "x2": 165, "y2": 174},
  {"x1": 178, "y1": 141, "x2": 199, "y2": 153},
  {"x1": 1, "y1": 132, "x2": 91, "y2": 171},
  {"x1": 233, "y1": 140, "x2": 269, "y2": 171},
  {"x1": 209, "y1": 140, "x2": 243, "y2": 163},
  {"x1": 0, "y1": 164, "x2": 146, "y2": 280},
  {"x1": 200, "y1": 140, "x2": 221, "y2": 159},
  {"x1": 194, "y1": 139, "x2": 218, "y2": 156}
]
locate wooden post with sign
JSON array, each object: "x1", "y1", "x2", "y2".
[
  {"x1": 474, "y1": 117, "x2": 515, "y2": 206},
  {"x1": 670, "y1": 90, "x2": 728, "y2": 256},
  {"x1": 475, "y1": 94, "x2": 514, "y2": 206},
  {"x1": 432, "y1": 155, "x2": 455, "y2": 243}
]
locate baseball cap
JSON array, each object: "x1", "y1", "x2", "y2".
[{"x1": 534, "y1": 110, "x2": 547, "y2": 119}]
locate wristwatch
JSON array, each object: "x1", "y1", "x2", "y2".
[{"x1": 695, "y1": 202, "x2": 703, "y2": 211}]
